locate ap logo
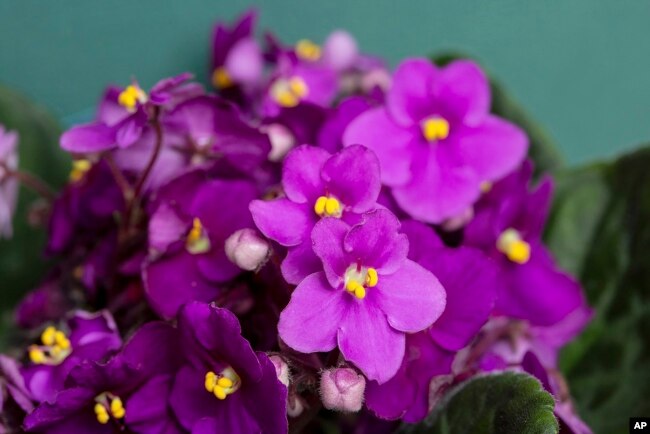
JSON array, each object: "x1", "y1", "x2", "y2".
[{"x1": 631, "y1": 418, "x2": 650, "y2": 432}]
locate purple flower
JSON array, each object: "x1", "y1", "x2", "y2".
[
  {"x1": 318, "y1": 96, "x2": 373, "y2": 153},
  {"x1": 61, "y1": 73, "x2": 202, "y2": 153},
  {"x1": 278, "y1": 209, "x2": 446, "y2": 383},
  {"x1": 211, "y1": 10, "x2": 263, "y2": 90},
  {"x1": 168, "y1": 302, "x2": 288, "y2": 433},
  {"x1": 21, "y1": 310, "x2": 122, "y2": 403},
  {"x1": 343, "y1": 58, "x2": 528, "y2": 223},
  {"x1": 263, "y1": 53, "x2": 338, "y2": 116},
  {"x1": 144, "y1": 170, "x2": 258, "y2": 318},
  {"x1": 464, "y1": 162, "x2": 586, "y2": 326},
  {"x1": 250, "y1": 144, "x2": 381, "y2": 284},
  {"x1": 0, "y1": 125, "x2": 19, "y2": 239},
  {"x1": 366, "y1": 221, "x2": 498, "y2": 421}
]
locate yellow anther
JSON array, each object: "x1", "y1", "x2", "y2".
[
  {"x1": 295, "y1": 39, "x2": 322, "y2": 61},
  {"x1": 69, "y1": 159, "x2": 92, "y2": 182},
  {"x1": 41, "y1": 326, "x2": 57, "y2": 346},
  {"x1": 110, "y1": 398, "x2": 125, "y2": 419},
  {"x1": 217, "y1": 377, "x2": 233, "y2": 388},
  {"x1": 54, "y1": 331, "x2": 70, "y2": 350},
  {"x1": 94, "y1": 403, "x2": 109, "y2": 425},
  {"x1": 365, "y1": 268, "x2": 378, "y2": 287},
  {"x1": 187, "y1": 218, "x2": 203, "y2": 244},
  {"x1": 205, "y1": 371, "x2": 217, "y2": 392},
  {"x1": 480, "y1": 181, "x2": 492, "y2": 193},
  {"x1": 346, "y1": 280, "x2": 363, "y2": 293},
  {"x1": 28, "y1": 347, "x2": 46, "y2": 364},
  {"x1": 212, "y1": 67, "x2": 233, "y2": 89},
  {"x1": 353, "y1": 286, "x2": 366, "y2": 299},
  {"x1": 324, "y1": 197, "x2": 341, "y2": 215},
  {"x1": 118, "y1": 84, "x2": 147, "y2": 112},
  {"x1": 288, "y1": 77, "x2": 308, "y2": 98},
  {"x1": 213, "y1": 385, "x2": 227, "y2": 400},
  {"x1": 275, "y1": 90, "x2": 299, "y2": 108},
  {"x1": 421, "y1": 117, "x2": 450, "y2": 142},
  {"x1": 314, "y1": 196, "x2": 328, "y2": 215},
  {"x1": 497, "y1": 228, "x2": 531, "y2": 264}
]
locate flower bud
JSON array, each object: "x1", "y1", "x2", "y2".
[
  {"x1": 264, "y1": 123, "x2": 296, "y2": 162},
  {"x1": 225, "y1": 229, "x2": 270, "y2": 271},
  {"x1": 319, "y1": 367, "x2": 365, "y2": 412},
  {"x1": 269, "y1": 355, "x2": 290, "y2": 388},
  {"x1": 287, "y1": 394, "x2": 305, "y2": 418},
  {"x1": 323, "y1": 30, "x2": 358, "y2": 72}
]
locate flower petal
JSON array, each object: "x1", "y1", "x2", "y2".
[
  {"x1": 278, "y1": 272, "x2": 346, "y2": 353},
  {"x1": 456, "y1": 115, "x2": 528, "y2": 182},
  {"x1": 435, "y1": 60, "x2": 490, "y2": 125},
  {"x1": 280, "y1": 241, "x2": 322, "y2": 285},
  {"x1": 337, "y1": 301, "x2": 404, "y2": 383},
  {"x1": 387, "y1": 58, "x2": 438, "y2": 126},
  {"x1": 250, "y1": 198, "x2": 313, "y2": 247},
  {"x1": 60, "y1": 123, "x2": 115, "y2": 153},
  {"x1": 282, "y1": 145, "x2": 330, "y2": 204},
  {"x1": 375, "y1": 260, "x2": 445, "y2": 332},
  {"x1": 321, "y1": 145, "x2": 381, "y2": 212},
  {"x1": 312, "y1": 217, "x2": 352, "y2": 287},
  {"x1": 343, "y1": 107, "x2": 414, "y2": 186}
]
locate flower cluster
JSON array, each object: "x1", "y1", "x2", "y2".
[{"x1": 0, "y1": 9, "x2": 592, "y2": 434}]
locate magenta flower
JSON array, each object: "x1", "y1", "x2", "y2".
[
  {"x1": 343, "y1": 58, "x2": 528, "y2": 223},
  {"x1": 464, "y1": 162, "x2": 585, "y2": 326},
  {"x1": 210, "y1": 9, "x2": 263, "y2": 91},
  {"x1": 278, "y1": 209, "x2": 446, "y2": 383},
  {"x1": 0, "y1": 125, "x2": 19, "y2": 239},
  {"x1": 144, "y1": 170, "x2": 258, "y2": 318},
  {"x1": 250, "y1": 144, "x2": 381, "y2": 284},
  {"x1": 61, "y1": 73, "x2": 202, "y2": 153}
]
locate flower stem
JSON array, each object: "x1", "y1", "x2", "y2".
[
  {"x1": 132, "y1": 106, "x2": 163, "y2": 199},
  {"x1": 103, "y1": 153, "x2": 134, "y2": 202},
  {"x1": 0, "y1": 162, "x2": 55, "y2": 201}
]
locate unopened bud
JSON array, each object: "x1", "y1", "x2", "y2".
[
  {"x1": 269, "y1": 355, "x2": 290, "y2": 388},
  {"x1": 224, "y1": 229, "x2": 270, "y2": 271},
  {"x1": 264, "y1": 123, "x2": 296, "y2": 162},
  {"x1": 323, "y1": 30, "x2": 358, "y2": 72},
  {"x1": 287, "y1": 394, "x2": 305, "y2": 418},
  {"x1": 319, "y1": 367, "x2": 365, "y2": 412}
]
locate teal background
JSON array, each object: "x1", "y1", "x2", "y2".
[{"x1": 1, "y1": 0, "x2": 649, "y2": 163}]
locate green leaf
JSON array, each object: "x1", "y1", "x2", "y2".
[
  {"x1": 397, "y1": 372, "x2": 558, "y2": 434},
  {"x1": 0, "y1": 85, "x2": 69, "y2": 320},
  {"x1": 545, "y1": 146, "x2": 650, "y2": 434},
  {"x1": 433, "y1": 53, "x2": 564, "y2": 176}
]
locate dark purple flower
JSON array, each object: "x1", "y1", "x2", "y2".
[
  {"x1": 343, "y1": 58, "x2": 528, "y2": 223},
  {"x1": 250, "y1": 144, "x2": 381, "y2": 284},
  {"x1": 21, "y1": 311, "x2": 122, "y2": 403},
  {"x1": 168, "y1": 302, "x2": 287, "y2": 433},
  {"x1": 366, "y1": 221, "x2": 497, "y2": 421},
  {"x1": 464, "y1": 162, "x2": 586, "y2": 326},
  {"x1": 61, "y1": 73, "x2": 202, "y2": 153},
  {"x1": 0, "y1": 125, "x2": 19, "y2": 239},
  {"x1": 144, "y1": 170, "x2": 258, "y2": 318},
  {"x1": 278, "y1": 209, "x2": 446, "y2": 383},
  {"x1": 15, "y1": 278, "x2": 71, "y2": 329},
  {"x1": 211, "y1": 9, "x2": 263, "y2": 90},
  {"x1": 0, "y1": 355, "x2": 34, "y2": 433}
]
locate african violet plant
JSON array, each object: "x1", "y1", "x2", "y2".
[{"x1": 3, "y1": 9, "x2": 648, "y2": 434}]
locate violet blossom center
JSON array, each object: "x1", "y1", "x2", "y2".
[
  {"x1": 117, "y1": 84, "x2": 147, "y2": 112},
  {"x1": 186, "y1": 218, "x2": 211, "y2": 254},
  {"x1": 314, "y1": 194, "x2": 343, "y2": 218},
  {"x1": 497, "y1": 228, "x2": 531, "y2": 264},
  {"x1": 212, "y1": 67, "x2": 234, "y2": 89},
  {"x1": 343, "y1": 263, "x2": 378, "y2": 300},
  {"x1": 295, "y1": 39, "x2": 322, "y2": 62},
  {"x1": 204, "y1": 366, "x2": 242, "y2": 400},
  {"x1": 271, "y1": 76, "x2": 309, "y2": 108},
  {"x1": 27, "y1": 326, "x2": 72, "y2": 366},
  {"x1": 420, "y1": 116, "x2": 450, "y2": 143},
  {"x1": 93, "y1": 392, "x2": 126, "y2": 425}
]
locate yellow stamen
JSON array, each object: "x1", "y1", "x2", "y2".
[
  {"x1": 365, "y1": 268, "x2": 378, "y2": 287},
  {"x1": 204, "y1": 369, "x2": 241, "y2": 401},
  {"x1": 94, "y1": 403, "x2": 110, "y2": 425},
  {"x1": 54, "y1": 331, "x2": 70, "y2": 350},
  {"x1": 314, "y1": 195, "x2": 342, "y2": 217},
  {"x1": 421, "y1": 117, "x2": 450, "y2": 142},
  {"x1": 314, "y1": 196, "x2": 327, "y2": 215},
  {"x1": 324, "y1": 197, "x2": 341, "y2": 215},
  {"x1": 41, "y1": 326, "x2": 57, "y2": 346},
  {"x1": 110, "y1": 397, "x2": 125, "y2": 419},
  {"x1": 497, "y1": 228, "x2": 531, "y2": 264},
  {"x1": 217, "y1": 377, "x2": 233, "y2": 388},
  {"x1": 118, "y1": 84, "x2": 147, "y2": 112},
  {"x1": 205, "y1": 371, "x2": 217, "y2": 392},
  {"x1": 213, "y1": 385, "x2": 227, "y2": 400},
  {"x1": 288, "y1": 77, "x2": 308, "y2": 98},
  {"x1": 480, "y1": 181, "x2": 492, "y2": 193},
  {"x1": 186, "y1": 218, "x2": 211, "y2": 254},
  {"x1": 212, "y1": 67, "x2": 234, "y2": 89},
  {"x1": 295, "y1": 39, "x2": 322, "y2": 61},
  {"x1": 28, "y1": 347, "x2": 46, "y2": 364},
  {"x1": 69, "y1": 159, "x2": 92, "y2": 182},
  {"x1": 353, "y1": 286, "x2": 366, "y2": 299},
  {"x1": 187, "y1": 218, "x2": 203, "y2": 244}
]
